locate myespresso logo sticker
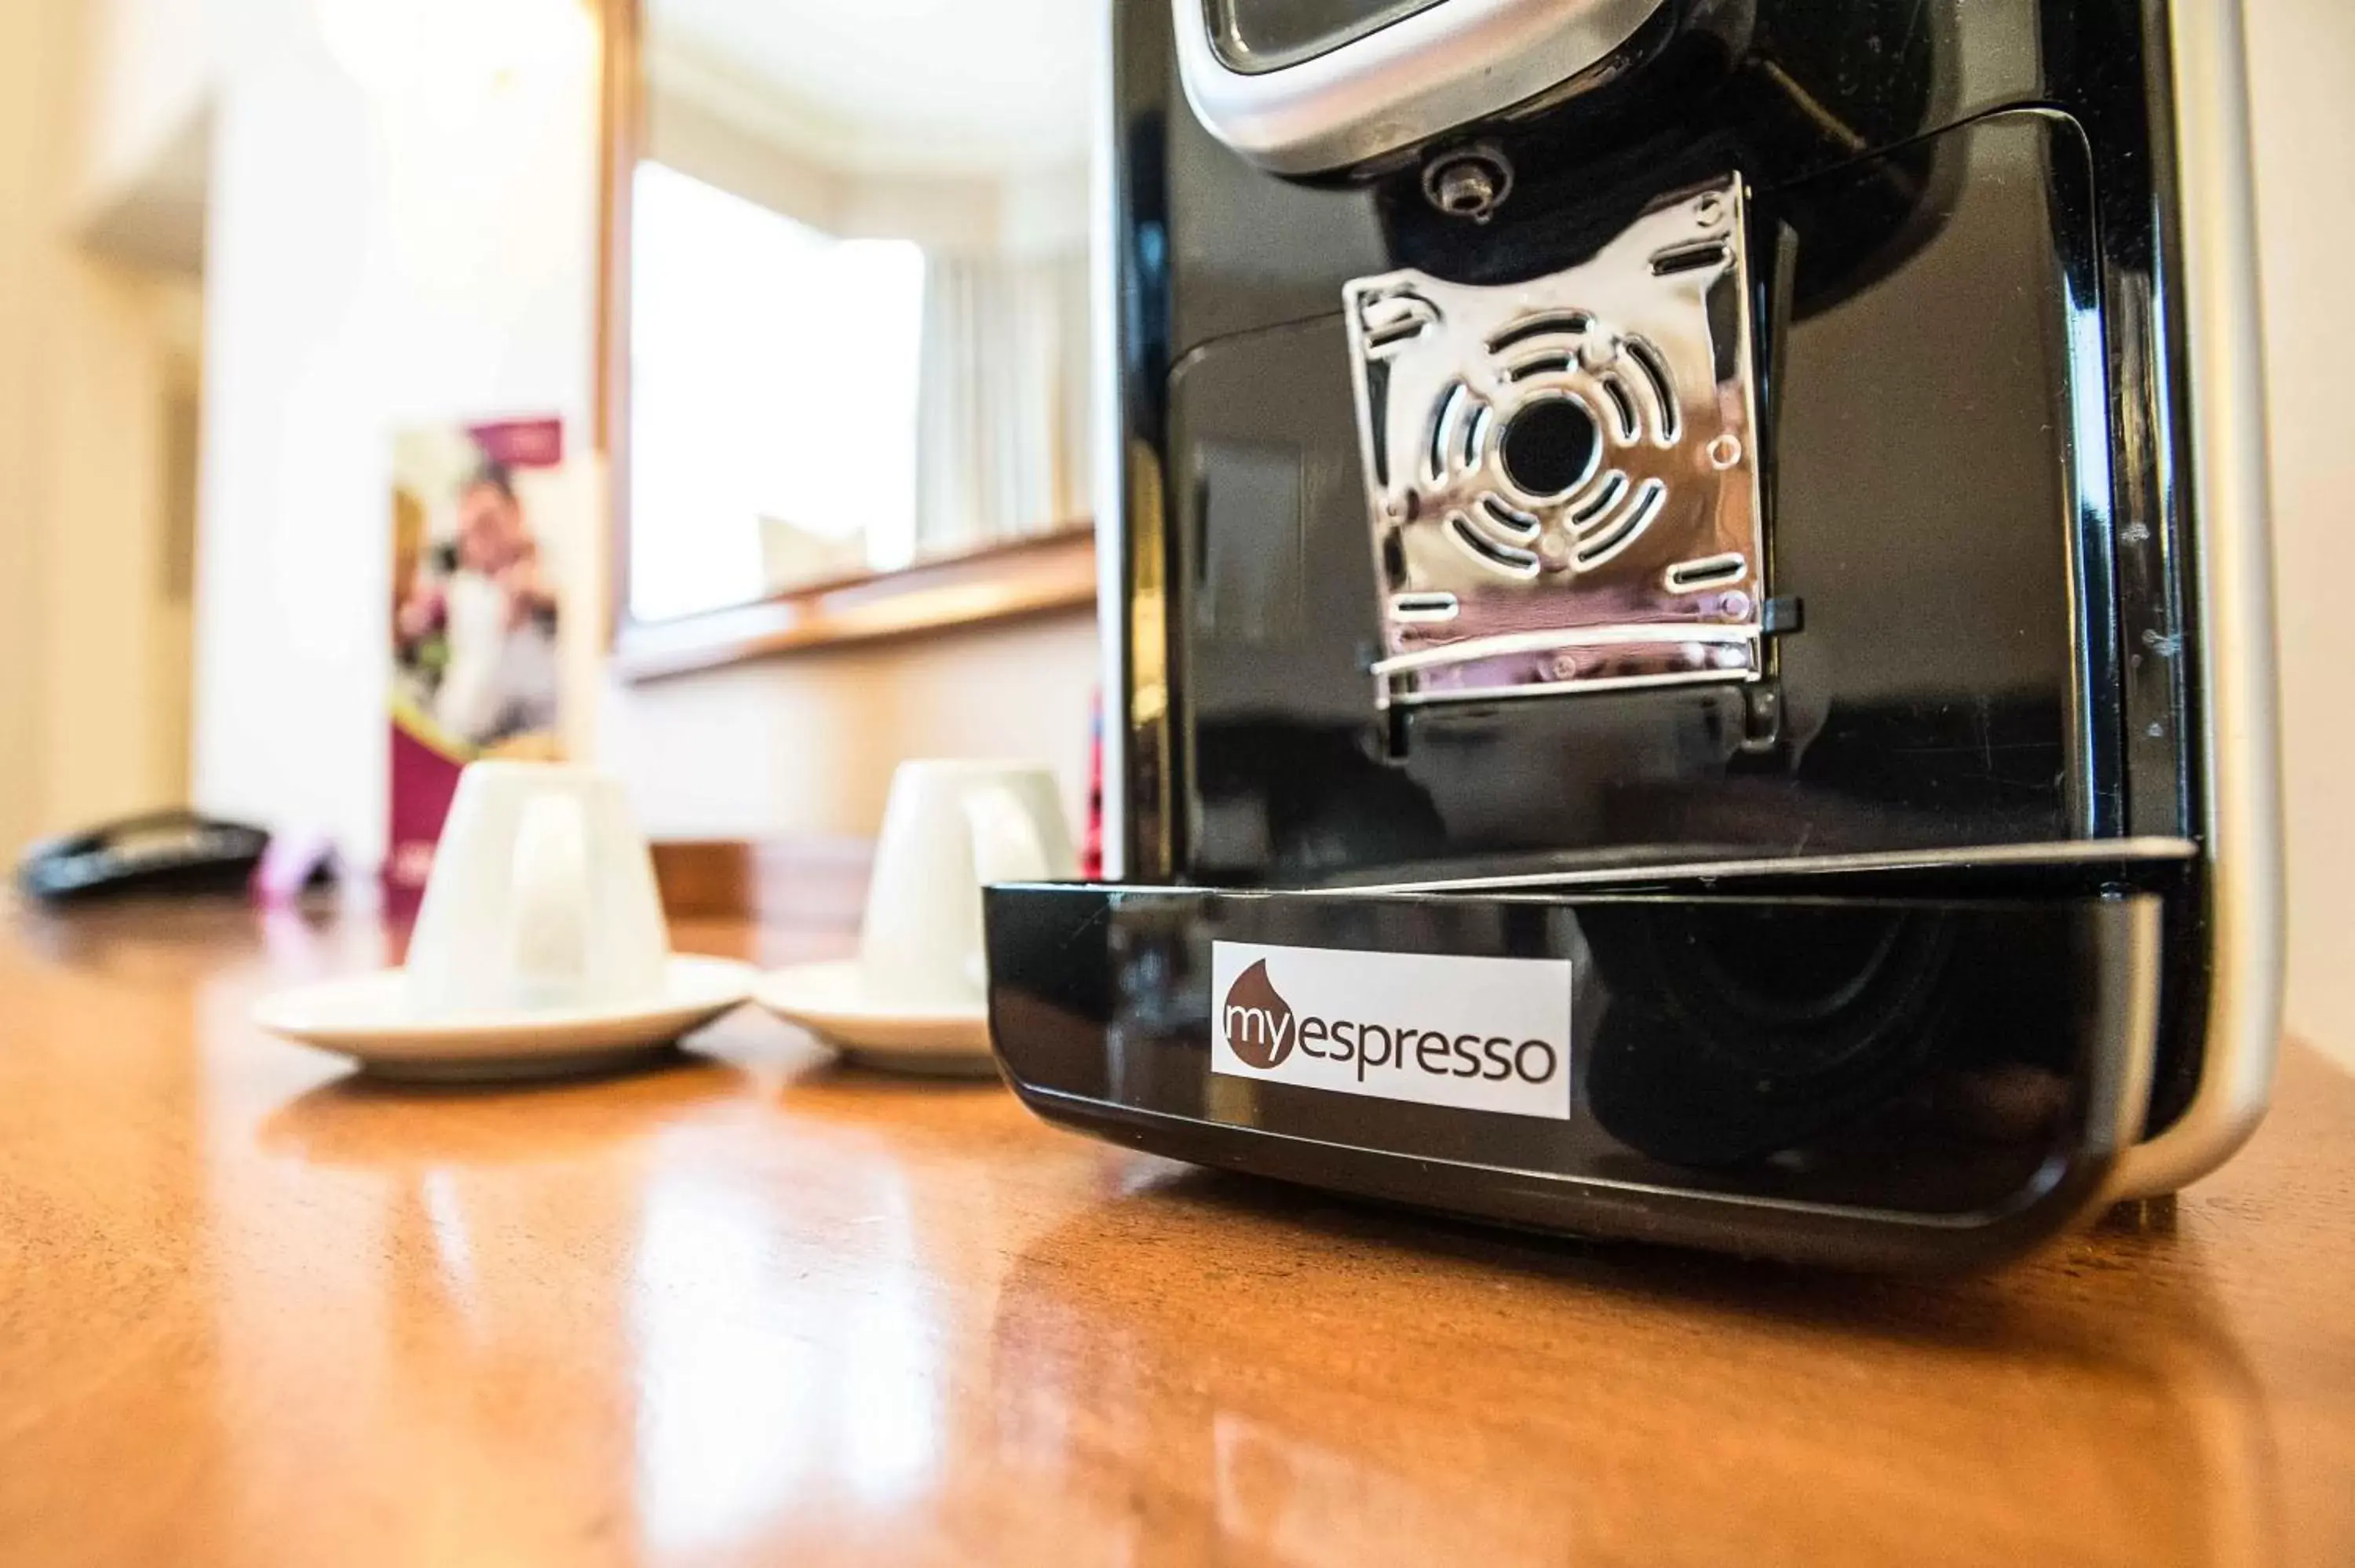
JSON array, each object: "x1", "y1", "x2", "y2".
[{"x1": 1210, "y1": 941, "x2": 1572, "y2": 1120}]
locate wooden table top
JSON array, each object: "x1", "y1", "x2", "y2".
[{"x1": 2, "y1": 899, "x2": 2352, "y2": 1567}]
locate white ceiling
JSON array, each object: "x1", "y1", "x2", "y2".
[{"x1": 649, "y1": 0, "x2": 1098, "y2": 171}]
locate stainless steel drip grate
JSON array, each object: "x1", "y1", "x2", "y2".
[{"x1": 1345, "y1": 173, "x2": 1772, "y2": 709}]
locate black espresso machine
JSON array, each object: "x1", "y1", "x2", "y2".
[{"x1": 984, "y1": 0, "x2": 2281, "y2": 1267}]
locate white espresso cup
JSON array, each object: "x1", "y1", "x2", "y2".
[
  {"x1": 859, "y1": 760, "x2": 1078, "y2": 1008},
  {"x1": 404, "y1": 761, "x2": 669, "y2": 1016}
]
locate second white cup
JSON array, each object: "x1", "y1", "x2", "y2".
[{"x1": 859, "y1": 760, "x2": 1078, "y2": 1009}]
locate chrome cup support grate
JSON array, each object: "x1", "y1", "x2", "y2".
[{"x1": 1345, "y1": 174, "x2": 1772, "y2": 709}]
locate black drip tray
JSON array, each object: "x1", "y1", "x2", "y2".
[{"x1": 983, "y1": 858, "x2": 2169, "y2": 1269}]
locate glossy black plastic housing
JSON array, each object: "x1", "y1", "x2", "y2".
[
  {"x1": 1016, "y1": 0, "x2": 2240, "y2": 1264},
  {"x1": 1178, "y1": 109, "x2": 2106, "y2": 875},
  {"x1": 1101, "y1": 0, "x2": 2220, "y2": 1146},
  {"x1": 987, "y1": 865, "x2": 2164, "y2": 1269}
]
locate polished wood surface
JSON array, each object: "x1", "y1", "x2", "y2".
[{"x1": 2, "y1": 899, "x2": 2352, "y2": 1567}]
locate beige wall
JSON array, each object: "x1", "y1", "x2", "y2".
[
  {"x1": 38, "y1": 262, "x2": 201, "y2": 830},
  {"x1": 2247, "y1": 0, "x2": 2355, "y2": 1069},
  {"x1": 0, "y1": 0, "x2": 61, "y2": 850},
  {"x1": 78, "y1": 0, "x2": 212, "y2": 213},
  {"x1": 0, "y1": 0, "x2": 201, "y2": 858}
]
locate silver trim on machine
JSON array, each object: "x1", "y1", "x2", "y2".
[
  {"x1": 1172, "y1": 0, "x2": 1670, "y2": 175},
  {"x1": 1327, "y1": 837, "x2": 2200, "y2": 897},
  {"x1": 2110, "y1": 0, "x2": 2284, "y2": 1200}
]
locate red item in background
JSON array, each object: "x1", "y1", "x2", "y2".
[
  {"x1": 1083, "y1": 688, "x2": 1104, "y2": 881},
  {"x1": 385, "y1": 720, "x2": 463, "y2": 910},
  {"x1": 466, "y1": 417, "x2": 564, "y2": 468}
]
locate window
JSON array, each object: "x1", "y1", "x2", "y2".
[{"x1": 627, "y1": 162, "x2": 927, "y2": 621}]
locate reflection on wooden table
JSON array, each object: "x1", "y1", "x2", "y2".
[{"x1": 0, "y1": 900, "x2": 2350, "y2": 1566}]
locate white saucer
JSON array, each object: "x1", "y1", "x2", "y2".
[
  {"x1": 754, "y1": 960, "x2": 998, "y2": 1077},
  {"x1": 251, "y1": 954, "x2": 760, "y2": 1081}
]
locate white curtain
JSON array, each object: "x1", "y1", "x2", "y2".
[{"x1": 913, "y1": 249, "x2": 1091, "y2": 555}]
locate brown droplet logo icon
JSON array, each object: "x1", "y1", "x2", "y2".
[{"x1": 1222, "y1": 958, "x2": 1297, "y2": 1069}]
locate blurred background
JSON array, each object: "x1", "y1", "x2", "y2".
[{"x1": 0, "y1": 0, "x2": 2348, "y2": 1062}]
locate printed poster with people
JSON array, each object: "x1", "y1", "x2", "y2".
[{"x1": 387, "y1": 417, "x2": 576, "y2": 899}]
